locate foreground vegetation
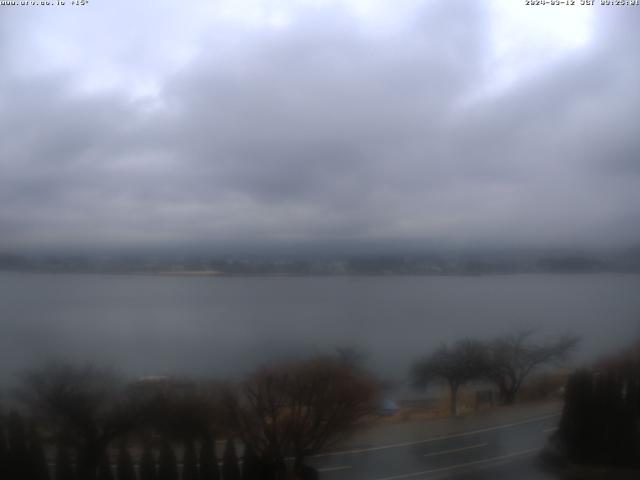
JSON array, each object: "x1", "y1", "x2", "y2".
[
  {"x1": 551, "y1": 342, "x2": 640, "y2": 470},
  {"x1": 1, "y1": 355, "x2": 377, "y2": 480},
  {"x1": 9, "y1": 330, "x2": 634, "y2": 479}
]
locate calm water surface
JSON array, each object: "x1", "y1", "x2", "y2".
[{"x1": 1, "y1": 272, "x2": 639, "y2": 383}]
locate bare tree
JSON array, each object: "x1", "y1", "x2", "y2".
[
  {"x1": 334, "y1": 345, "x2": 367, "y2": 371},
  {"x1": 127, "y1": 376, "x2": 226, "y2": 442},
  {"x1": 412, "y1": 340, "x2": 488, "y2": 415},
  {"x1": 228, "y1": 356, "x2": 378, "y2": 479},
  {"x1": 485, "y1": 330, "x2": 578, "y2": 404},
  {"x1": 19, "y1": 363, "x2": 141, "y2": 480}
]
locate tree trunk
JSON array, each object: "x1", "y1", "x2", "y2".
[
  {"x1": 450, "y1": 384, "x2": 459, "y2": 416},
  {"x1": 500, "y1": 387, "x2": 517, "y2": 405}
]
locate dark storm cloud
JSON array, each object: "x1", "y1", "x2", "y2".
[{"x1": 0, "y1": 0, "x2": 639, "y2": 250}]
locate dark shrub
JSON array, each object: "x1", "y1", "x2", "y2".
[
  {"x1": 222, "y1": 439, "x2": 240, "y2": 480},
  {"x1": 54, "y1": 445, "x2": 76, "y2": 480},
  {"x1": 182, "y1": 440, "x2": 198, "y2": 480},
  {"x1": 198, "y1": 436, "x2": 219, "y2": 480},
  {"x1": 116, "y1": 443, "x2": 136, "y2": 480},
  {"x1": 139, "y1": 443, "x2": 156, "y2": 480},
  {"x1": 158, "y1": 441, "x2": 178, "y2": 480}
]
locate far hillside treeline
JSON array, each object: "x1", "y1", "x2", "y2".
[{"x1": 1, "y1": 245, "x2": 640, "y2": 275}]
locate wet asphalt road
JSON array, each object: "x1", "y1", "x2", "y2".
[{"x1": 308, "y1": 403, "x2": 562, "y2": 480}]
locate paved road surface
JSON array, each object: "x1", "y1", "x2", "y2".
[{"x1": 308, "y1": 402, "x2": 561, "y2": 480}]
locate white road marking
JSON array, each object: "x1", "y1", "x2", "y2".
[
  {"x1": 423, "y1": 443, "x2": 488, "y2": 458},
  {"x1": 314, "y1": 413, "x2": 559, "y2": 458},
  {"x1": 421, "y1": 456, "x2": 529, "y2": 480},
  {"x1": 317, "y1": 465, "x2": 353, "y2": 472},
  {"x1": 371, "y1": 448, "x2": 539, "y2": 480}
]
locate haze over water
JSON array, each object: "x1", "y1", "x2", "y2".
[
  {"x1": 2, "y1": 271, "x2": 638, "y2": 384},
  {"x1": 2, "y1": 1, "x2": 640, "y2": 403}
]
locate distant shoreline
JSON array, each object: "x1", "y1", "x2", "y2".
[{"x1": 1, "y1": 269, "x2": 639, "y2": 278}]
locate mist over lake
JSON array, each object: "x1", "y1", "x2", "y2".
[{"x1": 1, "y1": 272, "x2": 638, "y2": 385}]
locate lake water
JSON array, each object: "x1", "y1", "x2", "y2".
[{"x1": 1, "y1": 272, "x2": 639, "y2": 384}]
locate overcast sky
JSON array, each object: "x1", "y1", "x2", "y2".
[{"x1": 1, "y1": 0, "x2": 639, "y2": 253}]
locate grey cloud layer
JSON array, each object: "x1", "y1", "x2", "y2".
[{"x1": 1, "y1": 1, "x2": 639, "y2": 250}]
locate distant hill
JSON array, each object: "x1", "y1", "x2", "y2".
[{"x1": 1, "y1": 246, "x2": 639, "y2": 275}]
